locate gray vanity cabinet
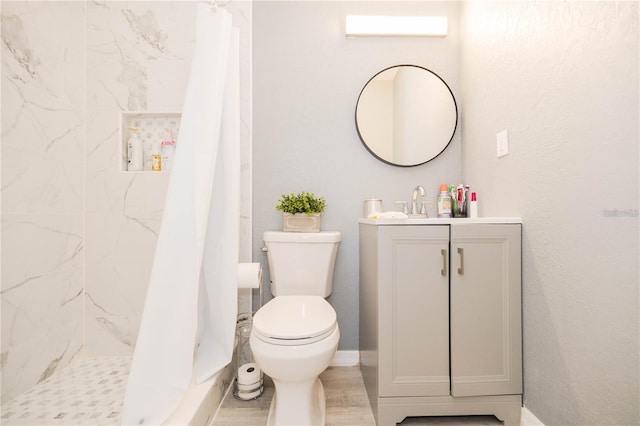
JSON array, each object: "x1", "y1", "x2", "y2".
[
  {"x1": 377, "y1": 225, "x2": 451, "y2": 397},
  {"x1": 450, "y1": 224, "x2": 522, "y2": 398},
  {"x1": 359, "y1": 222, "x2": 522, "y2": 426}
]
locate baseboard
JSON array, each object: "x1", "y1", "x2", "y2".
[
  {"x1": 330, "y1": 350, "x2": 359, "y2": 367},
  {"x1": 522, "y1": 406, "x2": 545, "y2": 426}
]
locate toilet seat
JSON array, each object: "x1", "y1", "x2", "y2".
[{"x1": 253, "y1": 295, "x2": 337, "y2": 346}]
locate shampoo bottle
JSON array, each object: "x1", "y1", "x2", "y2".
[
  {"x1": 437, "y1": 184, "x2": 452, "y2": 218},
  {"x1": 161, "y1": 128, "x2": 176, "y2": 172},
  {"x1": 127, "y1": 126, "x2": 143, "y2": 171}
]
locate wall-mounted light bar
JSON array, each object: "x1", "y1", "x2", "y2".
[{"x1": 345, "y1": 15, "x2": 448, "y2": 38}]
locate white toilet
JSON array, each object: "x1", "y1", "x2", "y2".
[{"x1": 250, "y1": 231, "x2": 341, "y2": 426}]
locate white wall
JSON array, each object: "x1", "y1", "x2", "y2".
[
  {"x1": 460, "y1": 2, "x2": 639, "y2": 425},
  {"x1": 253, "y1": 1, "x2": 462, "y2": 350}
]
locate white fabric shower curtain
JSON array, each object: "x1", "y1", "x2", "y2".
[{"x1": 122, "y1": 6, "x2": 239, "y2": 425}]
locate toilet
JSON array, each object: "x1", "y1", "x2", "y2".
[{"x1": 250, "y1": 231, "x2": 341, "y2": 426}]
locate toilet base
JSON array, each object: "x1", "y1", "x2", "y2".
[{"x1": 267, "y1": 377, "x2": 326, "y2": 426}]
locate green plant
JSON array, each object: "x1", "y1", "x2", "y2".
[{"x1": 275, "y1": 191, "x2": 327, "y2": 215}]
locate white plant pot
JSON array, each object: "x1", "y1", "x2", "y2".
[{"x1": 282, "y1": 213, "x2": 321, "y2": 233}]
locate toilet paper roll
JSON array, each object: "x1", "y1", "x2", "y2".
[
  {"x1": 237, "y1": 378, "x2": 263, "y2": 392},
  {"x1": 236, "y1": 386, "x2": 263, "y2": 401},
  {"x1": 238, "y1": 363, "x2": 262, "y2": 386},
  {"x1": 238, "y1": 263, "x2": 262, "y2": 289}
]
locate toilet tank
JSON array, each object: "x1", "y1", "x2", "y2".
[{"x1": 263, "y1": 231, "x2": 341, "y2": 298}]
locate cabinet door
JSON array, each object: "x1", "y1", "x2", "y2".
[
  {"x1": 378, "y1": 225, "x2": 450, "y2": 397},
  {"x1": 450, "y1": 224, "x2": 522, "y2": 397}
]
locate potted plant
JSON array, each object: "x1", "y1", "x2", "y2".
[{"x1": 275, "y1": 191, "x2": 327, "y2": 232}]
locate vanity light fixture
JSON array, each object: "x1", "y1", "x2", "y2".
[{"x1": 345, "y1": 15, "x2": 447, "y2": 38}]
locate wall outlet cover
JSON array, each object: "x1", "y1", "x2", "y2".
[{"x1": 497, "y1": 129, "x2": 509, "y2": 158}]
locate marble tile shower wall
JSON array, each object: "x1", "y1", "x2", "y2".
[
  {"x1": 1, "y1": 1, "x2": 86, "y2": 403},
  {"x1": 83, "y1": 0, "x2": 196, "y2": 359},
  {"x1": 1, "y1": 1, "x2": 252, "y2": 402}
]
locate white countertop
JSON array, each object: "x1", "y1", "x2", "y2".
[{"x1": 358, "y1": 217, "x2": 522, "y2": 225}]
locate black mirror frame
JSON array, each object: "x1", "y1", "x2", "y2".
[{"x1": 355, "y1": 64, "x2": 458, "y2": 167}]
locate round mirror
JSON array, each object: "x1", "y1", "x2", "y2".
[{"x1": 355, "y1": 65, "x2": 458, "y2": 167}]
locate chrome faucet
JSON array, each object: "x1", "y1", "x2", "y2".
[{"x1": 411, "y1": 185, "x2": 426, "y2": 216}]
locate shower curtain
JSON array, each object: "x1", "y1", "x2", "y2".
[{"x1": 122, "y1": 5, "x2": 239, "y2": 425}]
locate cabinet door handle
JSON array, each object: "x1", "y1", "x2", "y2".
[
  {"x1": 457, "y1": 247, "x2": 464, "y2": 275},
  {"x1": 441, "y1": 249, "x2": 447, "y2": 276}
]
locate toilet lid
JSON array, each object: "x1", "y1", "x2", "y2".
[{"x1": 253, "y1": 295, "x2": 337, "y2": 342}]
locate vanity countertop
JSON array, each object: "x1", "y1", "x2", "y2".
[{"x1": 358, "y1": 217, "x2": 522, "y2": 225}]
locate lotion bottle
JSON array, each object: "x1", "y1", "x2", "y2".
[
  {"x1": 161, "y1": 128, "x2": 176, "y2": 172},
  {"x1": 127, "y1": 126, "x2": 143, "y2": 171}
]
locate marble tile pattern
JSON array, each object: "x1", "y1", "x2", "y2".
[
  {"x1": 1, "y1": 1, "x2": 86, "y2": 402},
  {"x1": 84, "y1": 0, "x2": 195, "y2": 359},
  {"x1": 2, "y1": 0, "x2": 253, "y2": 402},
  {"x1": 1, "y1": 357, "x2": 130, "y2": 425},
  {"x1": 84, "y1": 0, "x2": 253, "y2": 357},
  {"x1": 1, "y1": 355, "x2": 233, "y2": 426}
]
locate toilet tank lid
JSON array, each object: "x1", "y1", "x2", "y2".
[{"x1": 263, "y1": 231, "x2": 341, "y2": 243}]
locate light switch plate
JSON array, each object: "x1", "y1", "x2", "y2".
[{"x1": 497, "y1": 129, "x2": 509, "y2": 158}]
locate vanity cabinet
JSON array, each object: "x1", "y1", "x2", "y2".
[{"x1": 359, "y1": 221, "x2": 522, "y2": 426}]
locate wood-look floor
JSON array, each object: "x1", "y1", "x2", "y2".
[{"x1": 212, "y1": 367, "x2": 503, "y2": 426}]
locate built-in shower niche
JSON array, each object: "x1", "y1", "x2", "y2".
[{"x1": 120, "y1": 112, "x2": 181, "y2": 172}]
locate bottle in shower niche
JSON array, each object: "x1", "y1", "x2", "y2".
[
  {"x1": 161, "y1": 128, "x2": 176, "y2": 172},
  {"x1": 150, "y1": 131, "x2": 162, "y2": 172},
  {"x1": 143, "y1": 132, "x2": 154, "y2": 171},
  {"x1": 127, "y1": 126, "x2": 143, "y2": 171},
  {"x1": 151, "y1": 142, "x2": 162, "y2": 171}
]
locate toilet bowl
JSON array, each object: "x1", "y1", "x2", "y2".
[
  {"x1": 252, "y1": 231, "x2": 341, "y2": 425},
  {"x1": 250, "y1": 295, "x2": 340, "y2": 426}
]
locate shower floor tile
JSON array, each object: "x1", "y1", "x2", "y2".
[{"x1": 1, "y1": 357, "x2": 131, "y2": 426}]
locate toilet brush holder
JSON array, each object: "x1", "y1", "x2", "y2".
[{"x1": 234, "y1": 314, "x2": 263, "y2": 400}]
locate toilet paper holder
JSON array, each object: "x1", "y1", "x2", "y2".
[
  {"x1": 233, "y1": 314, "x2": 264, "y2": 400},
  {"x1": 238, "y1": 262, "x2": 264, "y2": 316}
]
